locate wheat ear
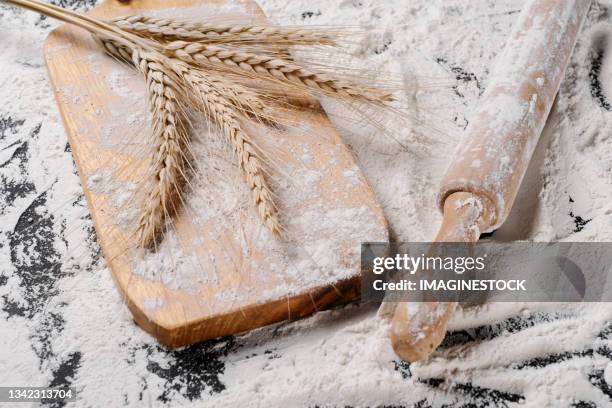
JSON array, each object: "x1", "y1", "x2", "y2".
[
  {"x1": 111, "y1": 15, "x2": 335, "y2": 45},
  {"x1": 164, "y1": 41, "x2": 394, "y2": 104},
  {"x1": 127, "y1": 46, "x2": 189, "y2": 249},
  {"x1": 200, "y1": 72, "x2": 277, "y2": 122},
  {"x1": 173, "y1": 65, "x2": 282, "y2": 235}
]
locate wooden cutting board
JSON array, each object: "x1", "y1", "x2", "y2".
[{"x1": 44, "y1": 0, "x2": 388, "y2": 347}]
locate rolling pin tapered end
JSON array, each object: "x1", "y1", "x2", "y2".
[
  {"x1": 389, "y1": 193, "x2": 493, "y2": 362},
  {"x1": 390, "y1": 302, "x2": 456, "y2": 362}
]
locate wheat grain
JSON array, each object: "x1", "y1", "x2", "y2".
[
  {"x1": 96, "y1": 36, "x2": 133, "y2": 61},
  {"x1": 111, "y1": 15, "x2": 335, "y2": 46},
  {"x1": 164, "y1": 41, "x2": 394, "y2": 104}
]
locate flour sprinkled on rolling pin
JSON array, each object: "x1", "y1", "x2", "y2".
[{"x1": 381, "y1": 0, "x2": 592, "y2": 362}]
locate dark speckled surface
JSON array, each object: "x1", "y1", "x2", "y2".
[{"x1": 1, "y1": 0, "x2": 611, "y2": 406}]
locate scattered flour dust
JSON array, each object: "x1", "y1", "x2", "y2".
[{"x1": 1, "y1": 0, "x2": 612, "y2": 407}]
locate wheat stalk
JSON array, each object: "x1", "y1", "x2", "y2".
[
  {"x1": 164, "y1": 41, "x2": 394, "y2": 104},
  {"x1": 111, "y1": 15, "x2": 335, "y2": 46}
]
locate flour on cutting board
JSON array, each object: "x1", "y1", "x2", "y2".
[
  {"x1": 47, "y1": 0, "x2": 389, "y2": 308},
  {"x1": 77, "y1": 56, "x2": 387, "y2": 304},
  {"x1": 2, "y1": 0, "x2": 612, "y2": 407}
]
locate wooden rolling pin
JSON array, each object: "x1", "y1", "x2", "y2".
[{"x1": 388, "y1": 0, "x2": 591, "y2": 362}]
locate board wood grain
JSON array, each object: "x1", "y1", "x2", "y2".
[{"x1": 43, "y1": 0, "x2": 388, "y2": 347}]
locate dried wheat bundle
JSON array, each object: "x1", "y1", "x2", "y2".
[{"x1": 3, "y1": 0, "x2": 396, "y2": 249}]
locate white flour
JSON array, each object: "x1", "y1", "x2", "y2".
[{"x1": 1, "y1": 0, "x2": 612, "y2": 407}]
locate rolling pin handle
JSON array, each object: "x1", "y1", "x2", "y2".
[{"x1": 389, "y1": 191, "x2": 494, "y2": 362}]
